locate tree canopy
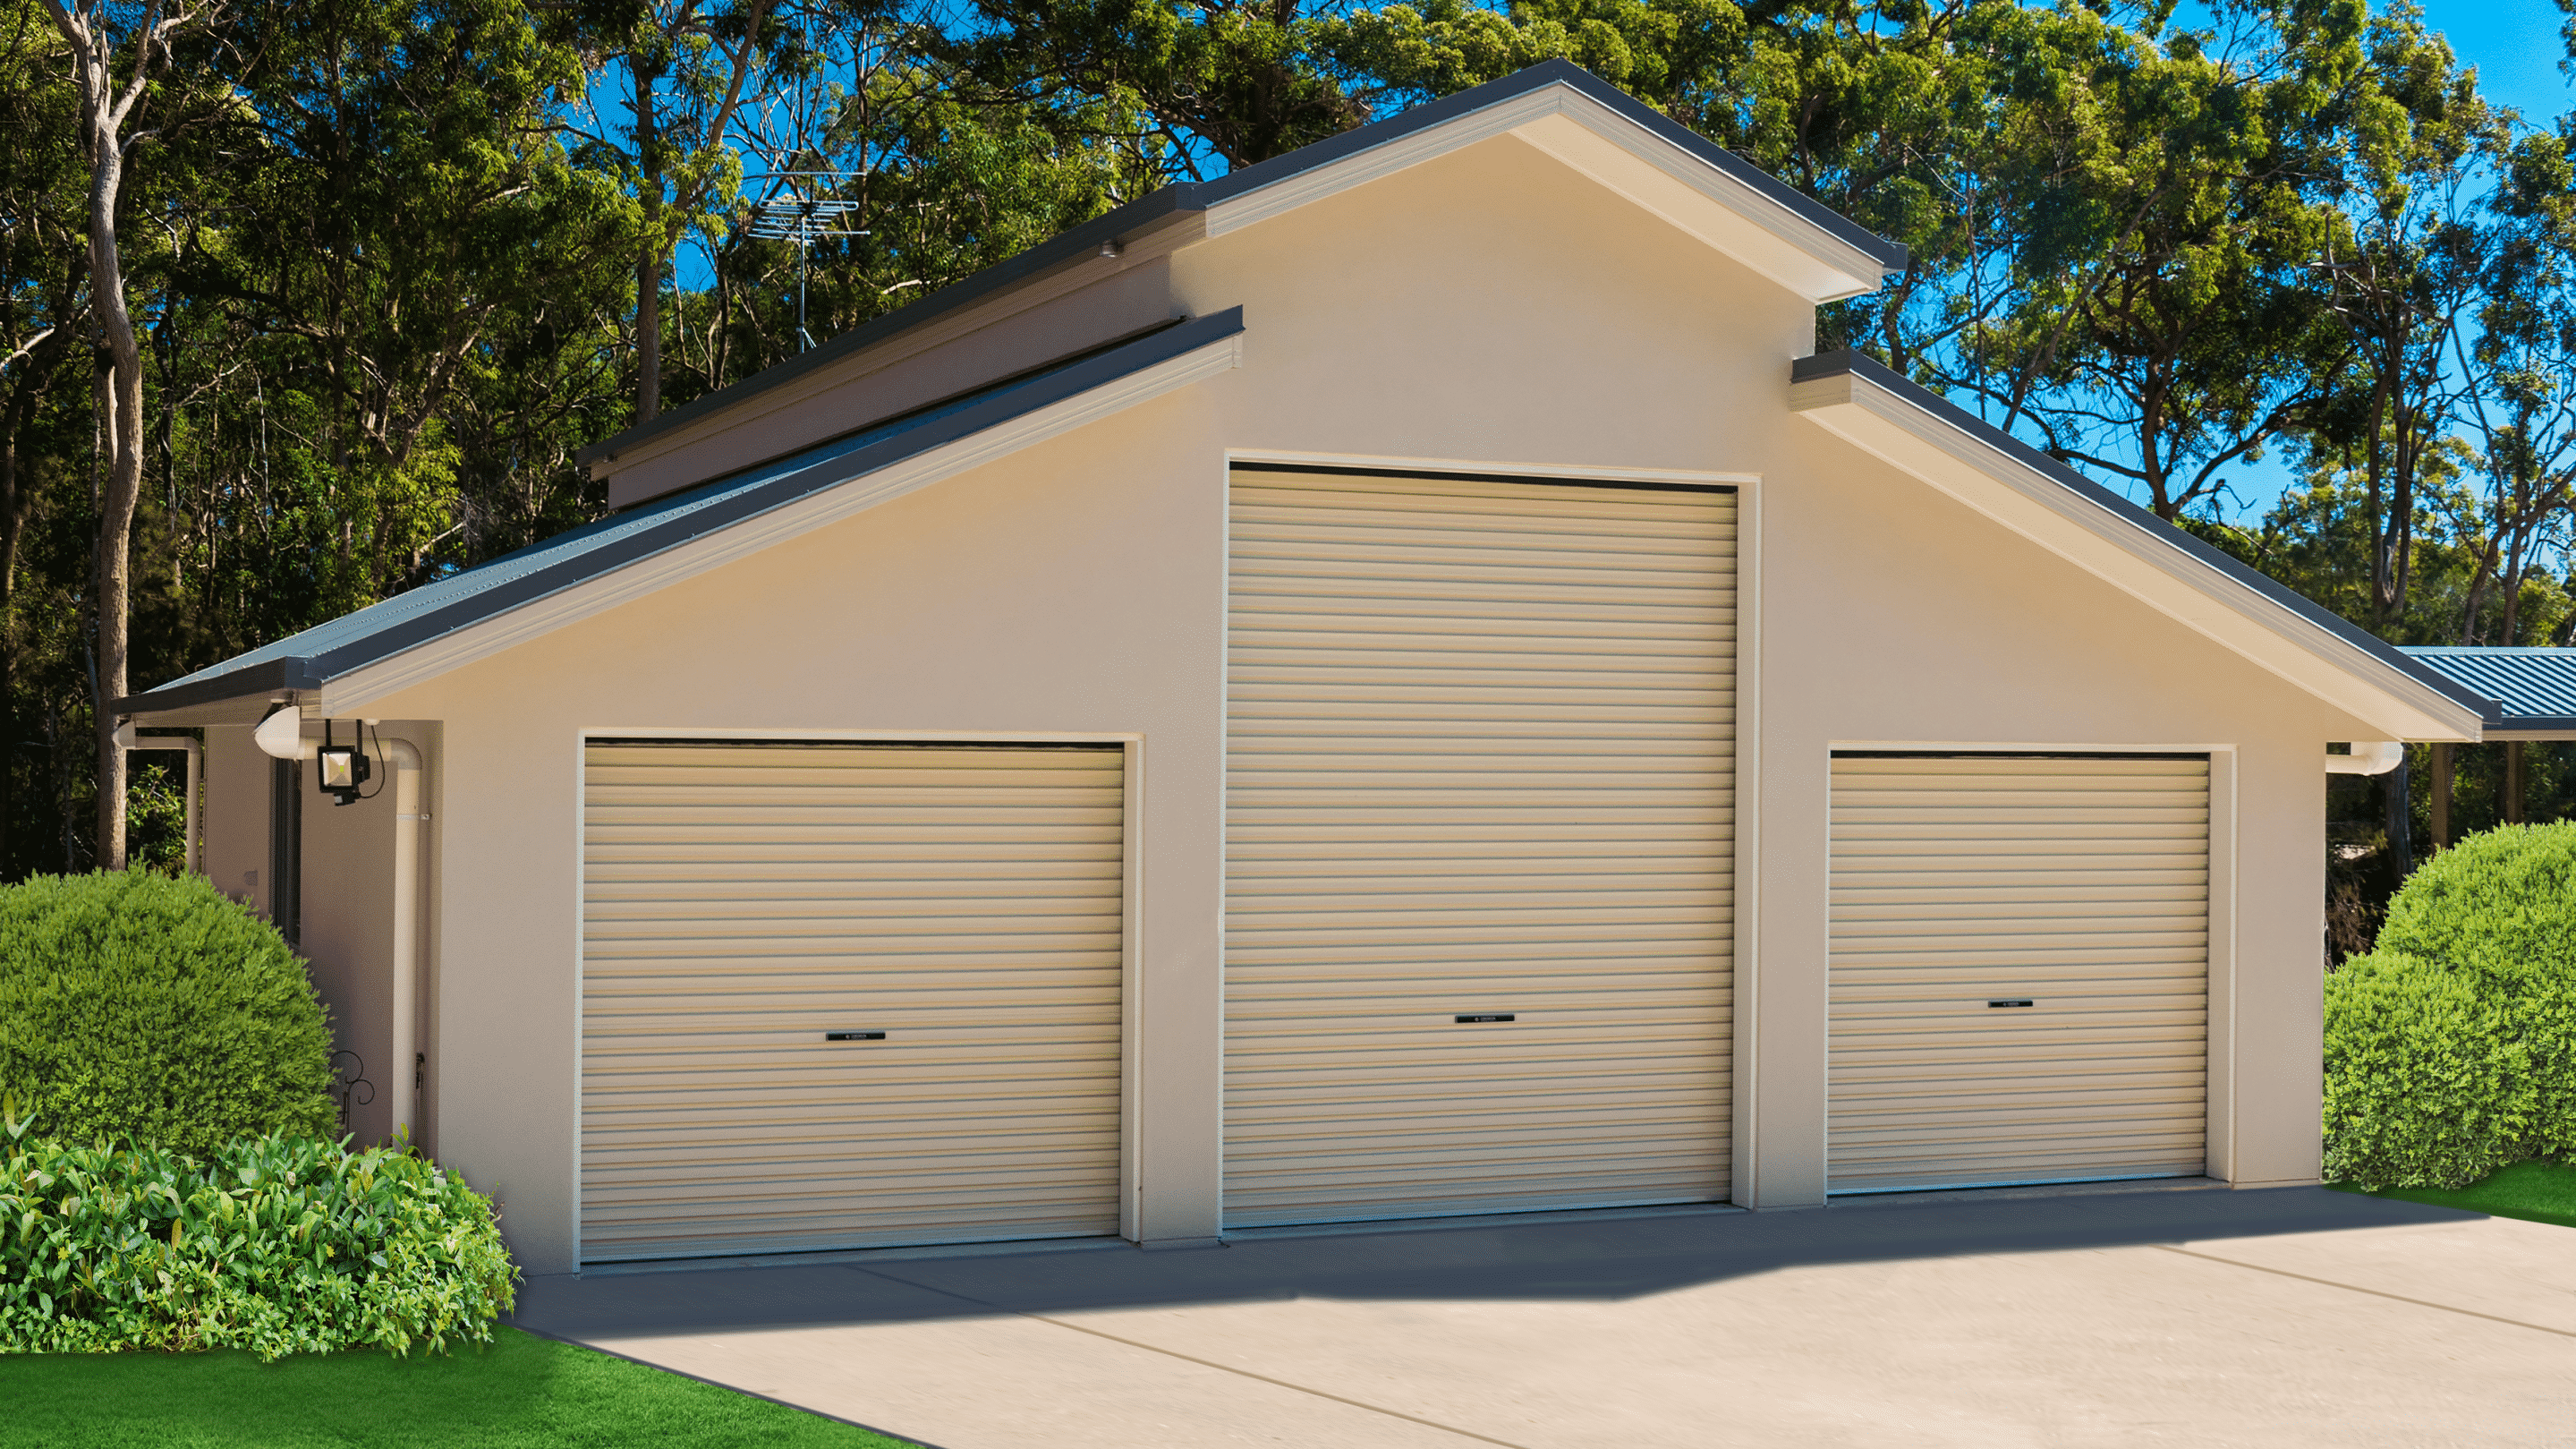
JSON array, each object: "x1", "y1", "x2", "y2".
[{"x1": 4, "y1": 0, "x2": 2576, "y2": 873}]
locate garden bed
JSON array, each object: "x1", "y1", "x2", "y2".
[{"x1": 0, "y1": 1325, "x2": 913, "y2": 1447}]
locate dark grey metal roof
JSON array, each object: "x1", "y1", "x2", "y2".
[
  {"x1": 2399, "y1": 648, "x2": 2576, "y2": 733},
  {"x1": 579, "y1": 60, "x2": 1907, "y2": 468},
  {"x1": 1791, "y1": 351, "x2": 2500, "y2": 727},
  {"x1": 120, "y1": 310, "x2": 1245, "y2": 715}
]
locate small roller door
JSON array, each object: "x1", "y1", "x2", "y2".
[
  {"x1": 580, "y1": 742, "x2": 1123, "y2": 1262},
  {"x1": 1225, "y1": 469, "x2": 1736, "y2": 1227},
  {"x1": 1828, "y1": 754, "x2": 2209, "y2": 1193}
]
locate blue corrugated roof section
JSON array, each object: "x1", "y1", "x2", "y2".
[
  {"x1": 2401, "y1": 647, "x2": 2576, "y2": 728},
  {"x1": 123, "y1": 310, "x2": 1245, "y2": 712}
]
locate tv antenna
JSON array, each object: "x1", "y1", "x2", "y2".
[{"x1": 746, "y1": 176, "x2": 867, "y2": 351}]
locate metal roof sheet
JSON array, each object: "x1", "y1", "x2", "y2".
[
  {"x1": 120, "y1": 311, "x2": 1245, "y2": 714},
  {"x1": 2400, "y1": 648, "x2": 2576, "y2": 731}
]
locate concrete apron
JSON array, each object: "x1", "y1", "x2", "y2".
[{"x1": 512, "y1": 1187, "x2": 2576, "y2": 1449}]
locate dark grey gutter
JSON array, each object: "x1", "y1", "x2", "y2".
[
  {"x1": 1793, "y1": 350, "x2": 2501, "y2": 727},
  {"x1": 121, "y1": 309, "x2": 1247, "y2": 716},
  {"x1": 582, "y1": 61, "x2": 1906, "y2": 470}
]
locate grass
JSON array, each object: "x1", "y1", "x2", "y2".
[
  {"x1": 2330, "y1": 1158, "x2": 2576, "y2": 1230},
  {"x1": 0, "y1": 1326, "x2": 917, "y2": 1449}
]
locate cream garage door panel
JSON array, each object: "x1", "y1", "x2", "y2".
[
  {"x1": 581, "y1": 742, "x2": 1123, "y2": 1262},
  {"x1": 1829, "y1": 753, "x2": 2209, "y2": 1193},
  {"x1": 1225, "y1": 469, "x2": 1735, "y2": 1227}
]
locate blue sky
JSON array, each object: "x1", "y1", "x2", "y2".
[{"x1": 2402, "y1": 0, "x2": 2571, "y2": 125}]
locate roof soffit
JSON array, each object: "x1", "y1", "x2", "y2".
[{"x1": 1790, "y1": 364, "x2": 2485, "y2": 741}]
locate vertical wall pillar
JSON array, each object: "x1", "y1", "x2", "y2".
[{"x1": 2429, "y1": 743, "x2": 2451, "y2": 850}]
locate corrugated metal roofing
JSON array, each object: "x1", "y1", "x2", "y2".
[
  {"x1": 120, "y1": 311, "x2": 1244, "y2": 713},
  {"x1": 2401, "y1": 648, "x2": 2576, "y2": 730}
]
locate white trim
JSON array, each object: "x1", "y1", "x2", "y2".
[
  {"x1": 1792, "y1": 372, "x2": 2486, "y2": 742},
  {"x1": 1730, "y1": 471, "x2": 1764, "y2": 1208},
  {"x1": 318, "y1": 335, "x2": 1243, "y2": 716},
  {"x1": 1201, "y1": 87, "x2": 1886, "y2": 303},
  {"x1": 569, "y1": 727, "x2": 1149, "y2": 1267},
  {"x1": 1225, "y1": 447, "x2": 1755, "y2": 490}
]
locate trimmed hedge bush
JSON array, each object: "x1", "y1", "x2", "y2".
[
  {"x1": 0, "y1": 870, "x2": 336, "y2": 1155},
  {"x1": 0, "y1": 1119, "x2": 516, "y2": 1358},
  {"x1": 2325, "y1": 823, "x2": 2576, "y2": 1189}
]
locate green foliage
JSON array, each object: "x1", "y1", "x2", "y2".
[
  {"x1": 0, "y1": 871, "x2": 336, "y2": 1156},
  {"x1": 0, "y1": 1121, "x2": 516, "y2": 1360},
  {"x1": 2325, "y1": 823, "x2": 2576, "y2": 1189}
]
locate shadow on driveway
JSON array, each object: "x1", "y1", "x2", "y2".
[{"x1": 514, "y1": 1185, "x2": 2478, "y2": 1341}]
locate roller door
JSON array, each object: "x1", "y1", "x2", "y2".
[
  {"x1": 580, "y1": 741, "x2": 1123, "y2": 1261},
  {"x1": 1828, "y1": 753, "x2": 2209, "y2": 1193},
  {"x1": 1224, "y1": 468, "x2": 1736, "y2": 1227}
]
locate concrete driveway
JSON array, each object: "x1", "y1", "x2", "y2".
[{"x1": 514, "y1": 1185, "x2": 2576, "y2": 1448}]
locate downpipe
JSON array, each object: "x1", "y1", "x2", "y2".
[{"x1": 2325, "y1": 741, "x2": 2405, "y2": 776}]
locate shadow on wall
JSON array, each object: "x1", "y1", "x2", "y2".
[{"x1": 514, "y1": 1188, "x2": 2476, "y2": 1340}]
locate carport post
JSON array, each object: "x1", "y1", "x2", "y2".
[
  {"x1": 2430, "y1": 743, "x2": 2450, "y2": 849},
  {"x1": 2385, "y1": 753, "x2": 2410, "y2": 877},
  {"x1": 2507, "y1": 741, "x2": 2526, "y2": 824}
]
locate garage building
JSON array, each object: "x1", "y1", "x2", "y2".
[{"x1": 121, "y1": 62, "x2": 2493, "y2": 1272}]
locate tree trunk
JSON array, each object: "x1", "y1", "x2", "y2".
[
  {"x1": 634, "y1": 68, "x2": 663, "y2": 425},
  {"x1": 88, "y1": 123, "x2": 143, "y2": 873}
]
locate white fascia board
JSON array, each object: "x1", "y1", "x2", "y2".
[
  {"x1": 315, "y1": 332, "x2": 1243, "y2": 715},
  {"x1": 1790, "y1": 371, "x2": 2484, "y2": 742},
  {"x1": 1201, "y1": 87, "x2": 1886, "y2": 304}
]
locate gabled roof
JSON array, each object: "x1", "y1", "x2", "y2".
[
  {"x1": 119, "y1": 311, "x2": 1245, "y2": 721},
  {"x1": 2401, "y1": 648, "x2": 2576, "y2": 738},
  {"x1": 1789, "y1": 351, "x2": 2491, "y2": 742},
  {"x1": 578, "y1": 60, "x2": 1907, "y2": 472}
]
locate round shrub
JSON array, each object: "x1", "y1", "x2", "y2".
[
  {"x1": 0, "y1": 869, "x2": 336, "y2": 1155},
  {"x1": 2326, "y1": 823, "x2": 2576, "y2": 1189}
]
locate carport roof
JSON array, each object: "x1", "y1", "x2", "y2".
[
  {"x1": 117, "y1": 310, "x2": 1245, "y2": 720},
  {"x1": 2400, "y1": 648, "x2": 2576, "y2": 738}
]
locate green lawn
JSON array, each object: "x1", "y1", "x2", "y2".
[
  {"x1": 2331, "y1": 1158, "x2": 2576, "y2": 1230},
  {"x1": 0, "y1": 1326, "x2": 916, "y2": 1449}
]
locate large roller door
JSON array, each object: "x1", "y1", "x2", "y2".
[
  {"x1": 1828, "y1": 753, "x2": 2209, "y2": 1193},
  {"x1": 1224, "y1": 467, "x2": 1736, "y2": 1227},
  {"x1": 580, "y1": 741, "x2": 1124, "y2": 1262}
]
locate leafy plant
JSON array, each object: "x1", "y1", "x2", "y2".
[
  {"x1": 0, "y1": 870, "x2": 336, "y2": 1155},
  {"x1": 0, "y1": 1106, "x2": 516, "y2": 1360},
  {"x1": 2325, "y1": 823, "x2": 2576, "y2": 1188}
]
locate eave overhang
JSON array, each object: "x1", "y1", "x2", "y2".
[{"x1": 1790, "y1": 353, "x2": 2489, "y2": 743}]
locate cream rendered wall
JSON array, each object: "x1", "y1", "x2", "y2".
[
  {"x1": 202, "y1": 725, "x2": 270, "y2": 914},
  {"x1": 293, "y1": 720, "x2": 439, "y2": 1148},
  {"x1": 354, "y1": 128, "x2": 2354, "y2": 1266}
]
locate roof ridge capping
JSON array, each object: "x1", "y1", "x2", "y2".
[
  {"x1": 581, "y1": 62, "x2": 1905, "y2": 469},
  {"x1": 1790, "y1": 349, "x2": 2495, "y2": 740}
]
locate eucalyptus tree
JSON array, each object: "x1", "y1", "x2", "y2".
[
  {"x1": 2297, "y1": 4, "x2": 2500, "y2": 627},
  {"x1": 573, "y1": 0, "x2": 786, "y2": 423},
  {"x1": 38, "y1": 0, "x2": 214, "y2": 870}
]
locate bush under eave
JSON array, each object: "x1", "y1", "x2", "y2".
[{"x1": 0, "y1": 870, "x2": 336, "y2": 1155}]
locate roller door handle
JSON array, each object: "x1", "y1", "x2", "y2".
[
  {"x1": 1986, "y1": 1000, "x2": 2035, "y2": 1010},
  {"x1": 1454, "y1": 1013, "x2": 1517, "y2": 1024},
  {"x1": 825, "y1": 1031, "x2": 888, "y2": 1041}
]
